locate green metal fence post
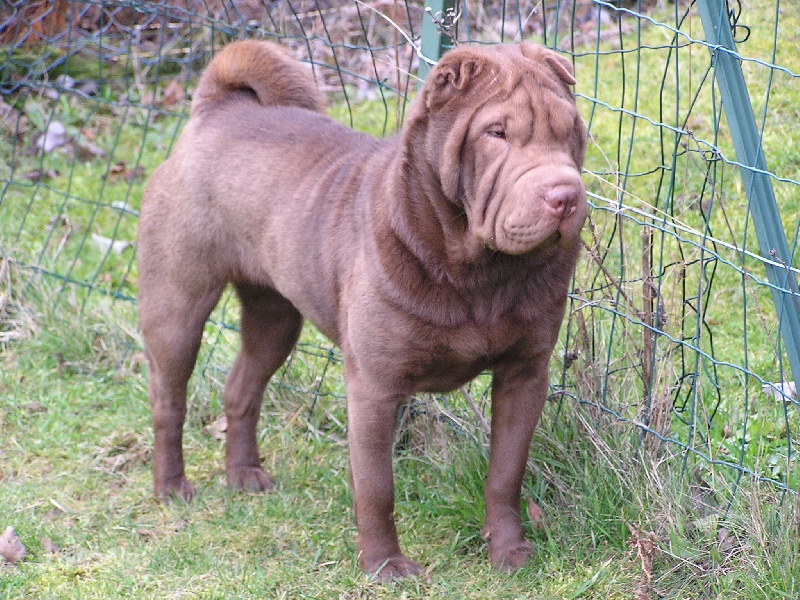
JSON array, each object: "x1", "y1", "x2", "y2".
[
  {"x1": 698, "y1": 0, "x2": 800, "y2": 387},
  {"x1": 418, "y1": 0, "x2": 456, "y2": 83}
]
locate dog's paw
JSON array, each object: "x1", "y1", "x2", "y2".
[
  {"x1": 364, "y1": 554, "x2": 423, "y2": 581},
  {"x1": 487, "y1": 538, "x2": 534, "y2": 573},
  {"x1": 155, "y1": 476, "x2": 196, "y2": 502},
  {"x1": 227, "y1": 466, "x2": 276, "y2": 493}
]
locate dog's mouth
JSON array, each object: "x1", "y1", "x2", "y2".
[
  {"x1": 484, "y1": 182, "x2": 585, "y2": 255},
  {"x1": 489, "y1": 228, "x2": 561, "y2": 256},
  {"x1": 460, "y1": 149, "x2": 586, "y2": 257}
]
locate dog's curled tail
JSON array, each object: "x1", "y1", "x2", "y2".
[{"x1": 192, "y1": 41, "x2": 325, "y2": 115}]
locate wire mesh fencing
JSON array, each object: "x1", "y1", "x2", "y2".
[{"x1": 1, "y1": 0, "x2": 799, "y2": 504}]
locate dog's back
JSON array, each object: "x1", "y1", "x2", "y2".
[{"x1": 191, "y1": 41, "x2": 325, "y2": 115}]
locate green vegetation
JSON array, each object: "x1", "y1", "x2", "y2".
[
  {"x1": 567, "y1": 2, "x2": 800, "y2": 495},
  {"x1": 2, "y1": 3, "x2": 800, "y2": 597},
  {"x1": 2, "y1": 274, "x2": 798, "y2": 597}
]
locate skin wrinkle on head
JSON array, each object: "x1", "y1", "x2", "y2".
[
  {"x1": 432, "y1": 50, "x2": 584, "y2": 257},
  {"x1": 479, "y1": 160, "x2": 504, "y2": 243}
]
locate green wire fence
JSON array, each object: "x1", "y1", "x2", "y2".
[{"x1": 1, "y1": 0, "x2": 799, "y2": 505}]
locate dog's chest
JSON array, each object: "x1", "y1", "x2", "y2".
[{"x1": 402, "y1": 318, "x2": 529, "y2": 393}]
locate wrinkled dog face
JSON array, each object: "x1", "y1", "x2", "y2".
[{"x1": 424, "y1": 42, "x2": 587, "y2": 255}]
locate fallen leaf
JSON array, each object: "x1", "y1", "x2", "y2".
[
  {"x1": 16, "y1": 115, "x2": 29, "y2": 141},
  {"x1": 0, "y1": 526, "x2": 27, "y2": 564},
  {"x1": 129, "y1": 352, "x2": 147, "y2": 372},
  {"x1": 162, "y1": 78, "x2": 186, "y2": 108},
  {"x1": 25, "y1": 169, "x2": 59, "y2": 181},
  {"x1": 36, "y1": 121, "x2": 67, "y2": 153},
  {"x1": 75, "y1": 138, "x2": 106, "y2": 161},
  {"x1": 41, "y1": 537, "x2": 59, "y2": 555},
  {"x1": 136, "y1": 528, "x2": 158, "y2": 540},
  {"x1": 125, "y1": 164, "x2": 147, "y2": 182},
  {"x1": 527, "y1": 498, "x2": 547, "y2": 529},
  {"x1": 0, "y1": 98, "x2": 20, "y2": 130},
  {"x1": 94, "y1": 431, "x2": 150, "y2": 474},
  {"x1": 203, "y1": 415, "x2": 227, "y2": 441},
  {"x1": 43, "y1": 507, "x2": 65, "y2": 521},
  {"x1": 55, "y1": 74, "x2": 76, "y2": 91},
  {"x1": 139, "y1": 91, "x2": 156, "y2": 106},
  {"x1": 108, "y1": 161, "x2": 126, "y2": 181},
  {"x1": 74, "y1": 79, "x2": 99, "y2": 97},
  {"x1": 762, "y1": 381, "x2": 797, "y2": 402},
  {"x1": 79, "y1": 128, "x2": 96, "y2": 144},
  {"x1": 717, "y1": 527, "x2": 735, "y2": 553}
]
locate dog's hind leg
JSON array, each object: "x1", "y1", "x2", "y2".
[
  {"x1": 139, "y1": 279, "x2": 224, "y2": 502},
  {"x1": 224, "y1": 283, "x2": 303, "y2": 492}
]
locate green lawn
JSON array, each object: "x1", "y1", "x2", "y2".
[{"x1": 2, "y1": 281, "x2": 798, "y2": 597}]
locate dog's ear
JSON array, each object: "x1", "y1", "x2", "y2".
[
  {"x1": 520, "y1": 42, "x2": 576, "y2": 87},
  {"x1": 425, "y1": 49, "x2": 489, "y2": 110}
]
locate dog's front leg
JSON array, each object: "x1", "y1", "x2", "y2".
[
  {"x1": 483, "y1": 354, "x2": 551, "y2": 572},
  {"x1": 345, "y1": 365, "x2": 422, "y2": 580}
]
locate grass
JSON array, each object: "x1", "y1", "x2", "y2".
[
  {"x1": 2, "y1": 269, "x2": 799, "y2": 598},
  {"x1": 2, "y1": 2, "x2": 800, "y2": 597}
]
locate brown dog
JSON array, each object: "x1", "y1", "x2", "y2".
[{"x1": 137, "y1": 40, "x2": 586, "y2": 579}]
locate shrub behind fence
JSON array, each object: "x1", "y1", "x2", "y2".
[{"x1": 1, "y1": 0, "x2": 799, "y2": 504}]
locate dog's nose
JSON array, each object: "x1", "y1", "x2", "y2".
[{"x1": 545, "y1": 185, "x2": 578, "y2": 218}]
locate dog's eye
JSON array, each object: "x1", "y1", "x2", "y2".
[{"x1": 487, "y1": 126, "x2": 506, "y2": 140}]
